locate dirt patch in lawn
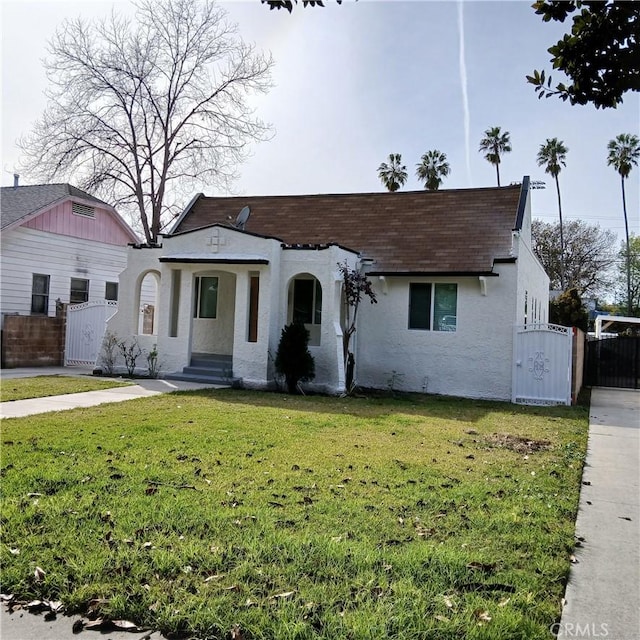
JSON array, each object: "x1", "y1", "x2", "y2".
[{"x1": 486, "y1": 433, "x2": 552, "y2": 454}]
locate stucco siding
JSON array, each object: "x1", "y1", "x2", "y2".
[
  {"x1": 515, "y1": 235, "x2": 550, "y2": 326},
  {"x1": 356, "y1": 268, "x2": 518, "y2": 400},
  {"x1": 1, "y1": 226, "x2": 128, "y2": 319}
]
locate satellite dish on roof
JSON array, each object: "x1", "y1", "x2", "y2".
[{"x1": 235, "y1": 206, "x2": 251, "y2": 230}]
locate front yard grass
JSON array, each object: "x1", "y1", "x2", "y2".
[
  {"x1": 0, "y1": 375, "x2": 132, "y2": 402},
  {"x1": 0, "y1": 390, "x2": 588, "y2": 639}
]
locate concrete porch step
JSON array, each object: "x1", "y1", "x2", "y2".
[
  {"x1": 165, "y1": 353, "x2": 240, "y2": 387},
  {"x1": 190, "y1": 353, "x2": 232, "y2": 368},
  {"x1": 164, "y1": 371, "x2": 241, "y2": 387},
  {"x1": 182, "y1": 365, "x2": 232, "y2": 377}
]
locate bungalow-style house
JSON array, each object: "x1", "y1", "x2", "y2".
[
  {"x1": 0, "y1": 182, "x2": 140, "y2": 367},
  {"x1": 0, "y1": 182, "x2": 139, "y2": 318},
  {"x1": 105, "y1": 177, "x2": 550, "y2": 401}
]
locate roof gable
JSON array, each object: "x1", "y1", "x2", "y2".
[
  {"x1": 170, "y1": 183, "x2": 526, "y2": 274},
  {"x1": 0, "y1": 183, "x2": 139, "y2": 243}
]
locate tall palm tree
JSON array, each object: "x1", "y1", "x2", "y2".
[
  {"x1": 479, "y1": 126, "x2": 512, "y2": 186},
  {"x1": 537, "y1": 138, "x2": 569, "y2": 290},
  {"x1": 377, "y1": 153, "x2": 408, "y2": 192},
  {"x1": 607, "y1": 133, "x2": 640, "y2": 316},
  {"x1": 416, "y1": 150, "x2": 450, "y2": 191}
]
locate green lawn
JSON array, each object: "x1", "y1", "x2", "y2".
[
  {"x1": 0, "y1": 375, "x2": 132, "y2": 402},
  {"x1": 0, "y1": 390, "x2": 588, "y2": 639}
]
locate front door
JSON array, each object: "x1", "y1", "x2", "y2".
[{"x1": 191, "y1": 271, "x2": 236, "y2": 356}]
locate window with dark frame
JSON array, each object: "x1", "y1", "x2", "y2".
[
  {"x1": 31, "y1": 274, "x2": 50, "y2": 314},
  {"x1": 248, "y1": 274, "x2": 260, "y2": 342},
  {"x1": 105, "y1": 281, "x2": 118, "y2": 301},
  {"x1": 193, "y1": 276, "x2": 218, "y2": 319},
  {"x1": 70, "y1": 278, "x2": 89, "y2": 304},
  {"x1": 293, "y1": 278, "x2": 322, "y2": 326},
  {"x1": 409, "y1": 283, "x2": 457, "y2": 331}
]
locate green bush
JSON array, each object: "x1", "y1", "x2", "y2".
[
  {"x1": 275, "y1": 322, "x2": 315, "y2": 394},
  {"x1": 549, "y1": 288, "x2": 588, "y2": 331}
]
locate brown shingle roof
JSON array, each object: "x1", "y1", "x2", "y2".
[{"x1": 170, "y1": 184, "x2": 524, "y2": 274}]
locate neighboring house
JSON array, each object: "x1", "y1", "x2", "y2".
[
  {"x1": 106, "y1": 176, "x2": 550, "y2": 401},
  {"x1": 0, "y1": 182, "x2": 139, "y2": 320}
]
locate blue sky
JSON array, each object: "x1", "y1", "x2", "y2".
[{"x1": 2, "y1": 0, "x2": 639, "y2": 243}]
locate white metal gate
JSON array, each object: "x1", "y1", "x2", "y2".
[
  {"x1": 512, "y1": 323, "x2": 572, "y2": 405},
  {"x1": 65, "y1": 300, "x2": 118, "y2": 366}
]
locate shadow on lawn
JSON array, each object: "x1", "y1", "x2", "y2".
[{"x1": 172, "y1": 387, "x2": 587, "y2": 424}]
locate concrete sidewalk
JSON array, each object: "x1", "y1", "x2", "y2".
[
  {"x1": 558, "y1": 388, "x2": 640, "y2": 640},
  {"x1": 1, "y1": 366, "x2": 225, "y2": 418}
]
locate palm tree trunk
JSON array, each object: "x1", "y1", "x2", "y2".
[
  {"x1": 622, "y1": 175, "x2": 632, "y2": 316},
  {"x1": 555, "y1": 175, "x2": 565, "y2": 291},
  {"x1": 495, "y1": 162, "x2": 501, "y2": 187}
]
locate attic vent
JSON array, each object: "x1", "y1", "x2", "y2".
[{"x1": 72, "y1": 202, "x2": 95, "y2": 218}]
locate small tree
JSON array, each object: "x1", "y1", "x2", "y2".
[
  {"x1": 99, "y1": 330, "x2": 119, "y2": 375},
  {"x1": 338, "y1": 262, "x2": 377, "y2": 390},
  {"x1": 118, "y1": 337, "x2": 143, "y2": 378},
  {"x1": 549, "y1": 288, "x2": 588, "y2": 332},
  {"x1": 275, "y1": 322, "x2": 315, "y2": 394}
]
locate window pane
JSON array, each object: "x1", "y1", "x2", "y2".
[
  {"x1": 314, "y1": 279, "x2": 322, "y2": 325},
  {"x1": 198, "y1": 276, "x2": 218, "y2": 319},
  {"x1": 105, "y1": 282, "x2": 118, "y2": 301},
  {"x1": 293, "y1": 279, "x2": 314, "y2": 324},
  {"x1": 33, "y1": 274, "x2": 49, "y2": 294},
  {"x1": 409, "y1": 283, "x2": 431, "y2": 330},
  {"x1": 434, "y1": 284, "x2": 457, "y2": 331},
  {"x1": 248, "y1": 275, "x2": 259, "y2": 342},
  {"x1": 31, "y1": 274, "x2": 49, "y2": 314},
  {"x1": 70, "y1": 278, "x2": 89, "y2": 304}
]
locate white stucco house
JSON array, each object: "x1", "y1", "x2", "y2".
[{"x1": 105, "y1": 177, "x2": 549, "y2": 401}]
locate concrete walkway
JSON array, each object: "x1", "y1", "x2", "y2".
[
  {"x1": 558, "y1": 388, "x2": 640, "y2": 640},
  {"x1": 0, "y1": 365, "x2": 226, "y2": 418}
]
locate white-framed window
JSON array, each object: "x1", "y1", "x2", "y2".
[
  {"x1": 70, "y1": 278, "x2": 89, "y2": 304},
  {"x1": 31, "y1": 274, "x2": 50, "y2": 314},
  {"x1": 105, "y1": 281, "x2": 118, "y2": 301},
  {"x1": 409, "y1": 283, "x2": 457, "y2": 331},
  {"x1": 194, "y1": 276, "x2": 218, "y2": 319}
]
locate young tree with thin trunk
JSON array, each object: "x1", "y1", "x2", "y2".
[
  {"x1": 478, "y1": 126, "x2": 511, "y2": 186},
  {"x1": 338, "y1": 262, "x2": 377, "y2": 392},
  {"x1": 416, "y1": 150, "x2": 450, "y2": 191},
  {"x1": 607, "y1": 133, "x2": 640, "y2": 316},
  {"x1": 537, "y1": 138, "x2": 568, "y2": 290},
  {"x1": 19, "y1": 0, "x2": 274, "y2": 244},
  {"x1": 377, "y1": 154, "x2": 407, "y2": 192}
]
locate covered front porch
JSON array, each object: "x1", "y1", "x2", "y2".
[{"x1": 105, "y1": 224, "x2": 359, "y2": 393}]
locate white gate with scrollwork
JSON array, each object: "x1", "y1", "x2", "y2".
[
  {"x1": 512, "y1": 323, "x2": 572, "y2": 405},
  {"x1": 65, "y1": 300, "x2": 118, "y2": 366}
]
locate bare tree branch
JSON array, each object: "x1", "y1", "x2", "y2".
[{"x1": 19, "y1": 0, "x2": 274, "y2": 243}]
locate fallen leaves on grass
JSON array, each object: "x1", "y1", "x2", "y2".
[
  {"x1": 474, "y1": 609, "x2": 492, "y2": 624},
  {"x1": 486, "y1": 433, "x2": 551, "y2": 454}
]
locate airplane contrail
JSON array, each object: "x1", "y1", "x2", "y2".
[{"x1": 457, "y1": 1, "x2": 472, "y2": 186}]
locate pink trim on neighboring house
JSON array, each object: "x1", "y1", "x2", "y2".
[{"x1": 21, "y1": 200, "x2": 135, "y2": 245}]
